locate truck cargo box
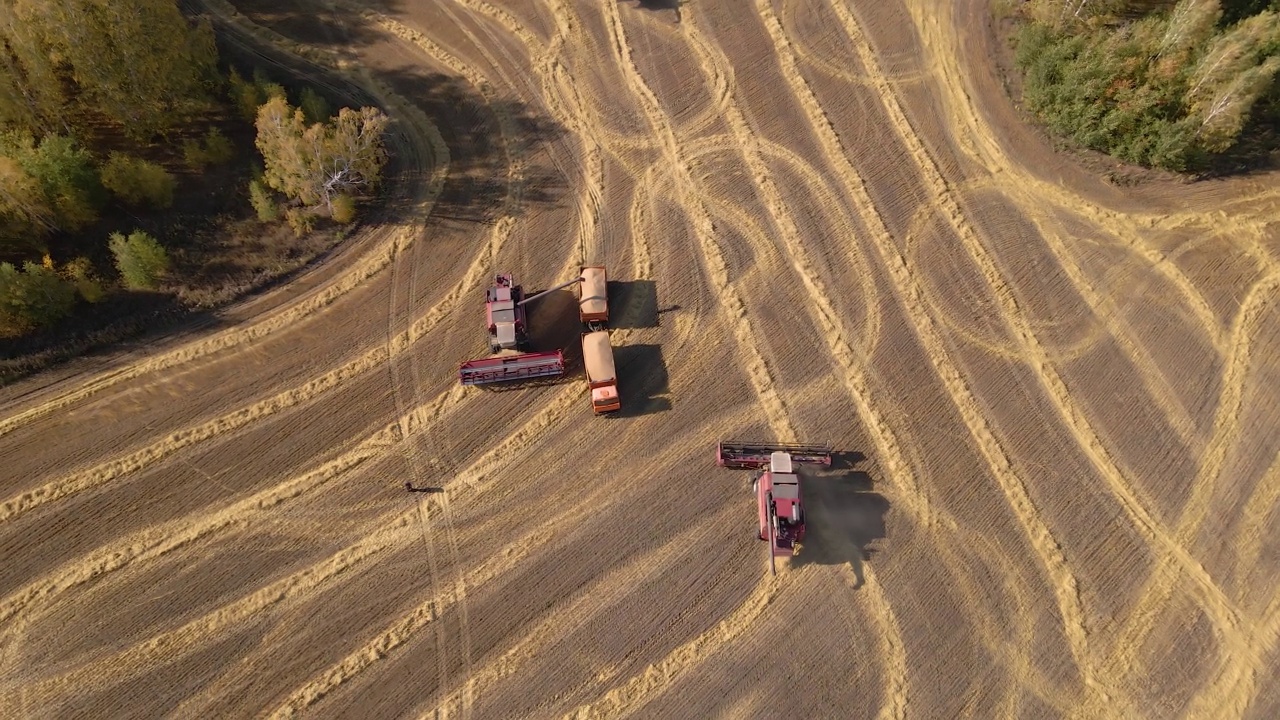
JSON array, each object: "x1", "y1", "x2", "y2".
[
  {"x1": 579, "y1": 266, "x2": 608, "y2": 327},
  {"x1": 581, "y1": 330, "x2": 619, "y2": 413}
]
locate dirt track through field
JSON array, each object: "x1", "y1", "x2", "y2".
[{"x1": 2, "y1": 0, "x2": 1279, "y2": 717}]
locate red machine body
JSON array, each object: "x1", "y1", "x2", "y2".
[{"x1": 755, "y1": 451, "x2": 805, "y2": 574}]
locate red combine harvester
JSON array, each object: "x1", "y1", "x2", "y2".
[
  {"x1": 458, "y1": 273, "x2": 583, "y2": 386},
  {"x1": 717, "y1": 440, "x2": 833, "y2": 575}
]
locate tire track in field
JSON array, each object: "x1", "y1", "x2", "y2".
[
  {"x1": 559, "y1": 3, "x2": 895, "y2": 717},
  {"x1": 828, "y1": 0, "x2": 1255, "y2": 656},
  {"x1": 356, "y1": 8, "x2": 531, "y2": 710},
  {"x1": 1007, "y1": 204, "x2": 1208, "y2": 447},
  {"x1": 749, "y1": 0, "x2": 1096, "y2": 700},
  {"x1": 561, "y1": 573, "x2": 780, "y2": 720},
  {"x1": 1232, "y1": 451, "x2": 1280, "y2": 602},
  {"x1": 898, "y1": 0, "x2": 1234, "y2": 346},
  {"x1": 0, "y1": 1, "x2": 448, "y2": 440},
  {"x1": 263, "y1": 354, "x2": 704, "y2": 719},
  {"x1": 684, "y1": 136, "x2": 882, "y2": 356},
  {"x1": 10, "y1": 376, "x2": 584, "y2": 710},
  {"x1": 1075, "y1": 273, "x2": 1280, "y2": 720},
  {"x1": 0, "y1": 383, "x2": 470, "y2": 696},
  {"x1": 902, "y1": 202, "x2": 1111, "y2": 367},
  {"x1": 0, "y1": 205, "x2": 515, "y2": 528},
  {"x1": 826, "y1": 0, "x2": 1201, "y2": 495}
]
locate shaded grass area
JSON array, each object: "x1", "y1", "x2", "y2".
[{"x1": 4, "y1": 0, "x2": 568, "y2": 385}]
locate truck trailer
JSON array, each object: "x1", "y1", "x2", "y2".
[
  {"x1": 581, "y1": 329, "x2": 620, "y2": 414},
  {"x1": 579, "y1": 266, "x2": 608, "y2": 330}
]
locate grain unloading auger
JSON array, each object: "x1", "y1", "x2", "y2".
[
  {"x1": 458, "y1": 273, "x2": 584, "y2": 386},
  {"x1": 716, "y1": 440, "x2": 832, "y2": 575}
]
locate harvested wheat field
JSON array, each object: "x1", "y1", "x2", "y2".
[{"x1": 3, "y1": 0, "x2": 1280, "y2": 717}]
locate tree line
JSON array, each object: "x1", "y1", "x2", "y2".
[
  {"x1": 1012, "y1": 0, "x2": 1280, "y2": 171},
  {"x1": 0, "y1": 0, "x2": 390, "y2": 340}
]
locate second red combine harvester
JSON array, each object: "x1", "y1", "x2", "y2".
[
  {"x1": 458, "y1": 273, "x2": 577, "y2": 387},
  {"x1": 717, "y1": 440, "x2": 833, "y2": 575}
]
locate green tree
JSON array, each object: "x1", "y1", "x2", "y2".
[
  {"x1": 0, "y1": 131, "x2": 103, "y2": 231},
  {"x1": 0, "y1": 155, "x2": 53, "y2": 255},
  {"x1": 0, "y1": 260, "x2": 77, "y2": 335},
  {"x1": 62, "y1": 256, "x2": 105, "y2": 303},
  {"x1": 299, "y1": 87, "x2": 332, "y2": 123},
  {"x1": 330, "y1": 193, "x2": 356, "y2": 224},
  {"x1": 100, "y1": 153, "x2": 176, "y2": 208},
  {"x1": 22, "y1": 0, "x2": 220, "y2": 138},
  {"x1": 248, "y1": 178, "x2": 279, "y2": 222},
  {"x1": 108, "y1": 230, "x2": 170, "y2": 289}
]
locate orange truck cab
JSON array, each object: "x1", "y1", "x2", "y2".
[{"x1": 581, "y1": 330, "x2": 620, "y2": 414}]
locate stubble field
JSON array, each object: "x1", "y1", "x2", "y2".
[{"x1": 2, "y1": 0, "x2": 1279, "y2": 717}]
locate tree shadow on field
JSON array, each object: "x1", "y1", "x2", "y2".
[
  {"x1": 607, "y1": 279, "x2": 659, "y2": 330},
  {"x1": 792, "y1": 459, "x2": 889, "y2": 589},
  {"x1": 612, "y1": 344, "x2": 670, "y2": 417},
  {"x1": 0, "y1": 294, "x2": 222, "y2": 386},
  {"x1": 622, "y1": 0, "x2": 684, "y2": 23},
  {"x1": 370, "y1": 67, "x2": 568, "y2": 225},
  {"x1": 202, "y1": 3, "x2": 568, "y2": 226},
  {"x1": 194, "y1": 0, "x2": 407, "y2": 54}
]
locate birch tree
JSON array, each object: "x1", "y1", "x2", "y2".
[{"x1": 255, "y1": 97, "x2": 390, "y2": 214}]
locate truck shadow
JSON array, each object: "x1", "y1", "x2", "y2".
[
  {"x1": 792, "y1": 466, "x2": 889, "y2": 589},
  {"x1": 608, "y1": 279, "x2": 659, "y2": 330},
  {"x1": 613, "y1": 343, "x2": 670, "y2": 417}
]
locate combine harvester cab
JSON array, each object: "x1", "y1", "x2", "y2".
[
  {"x1": 581, "y1": 330, "x2": 620, "y2": 414},
  {"x1": 485, "y1": 273, "x2": 528, "y2": 353},
  {"x1": 459, "y1": 350, "x2": 565, "y2": 386},
  {"x1": 579, "y1": 266, "x2": 608, "y2": 330}
]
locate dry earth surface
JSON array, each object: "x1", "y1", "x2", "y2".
[{"x1": 3, "y1": 0, "x2": 1280, "y2": 717}]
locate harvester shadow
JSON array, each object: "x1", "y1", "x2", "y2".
[
  {"x1": 623, "y1": 0, "x2": 684, "y2": 23},
  {"x1": 612, "y1": 344, "x2": 670, "y2": 418},
  {"x1": 607, "y1": 279, "x2": 659, "y2": 330},
  {"x1": 524, "y1": 288, "x2": 581, "y2": 354},
  {"x1": 792, "y1": 468, "x2": 888, "y2": 589}
]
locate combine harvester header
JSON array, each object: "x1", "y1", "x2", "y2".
[
  {"x1": 716, "y1": 440, "x2": 833, "y2": 469},
  {"x1": 458, "y1": 273, "x2": 581, "y2": 387}
]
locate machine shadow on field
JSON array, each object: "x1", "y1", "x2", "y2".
[
  {"x1": 793, "y1": 461, "x2": 889, "y2": 589},
  {"x1": 525, "y1": 289, "x2": 581, "y2": 354},
  {"x1": 622, "y1": 0, "x2": 684, "y2": 23},
  {"x1": 607, "y1": 279, "x2": 660, "y2": 330},
  {"x1": 613, "y1": 344, "x2": 671, "y2": 417}
]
